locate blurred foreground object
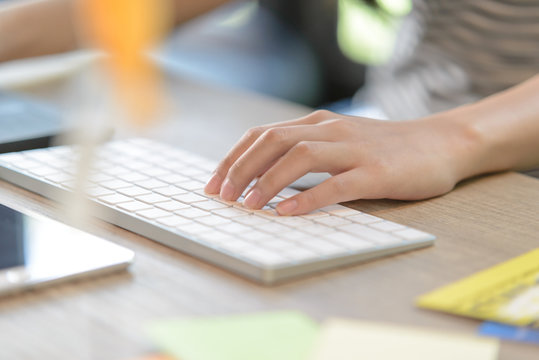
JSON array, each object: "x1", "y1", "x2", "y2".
[
  {"x1": 77, "y1": 0, "x2": 173, "y2": 127},
  {"x1": 60, "y1": 0, "x2": 172, "y2": 225}
]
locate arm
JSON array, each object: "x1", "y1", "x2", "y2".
[
  {"x1": 0, "y1": 0, "x2": 77, "y2": 62},
  {"x1": 205, "y1": 74, "x2": 539, "y2": 215},
  {"x1": 0, "y1": 0, "x2": 231, "y2": 62}
]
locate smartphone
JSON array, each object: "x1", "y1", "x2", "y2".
[{"x1": 0, "y1": 203, "x2": 134, "y2": 296}]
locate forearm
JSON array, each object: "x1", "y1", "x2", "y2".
[
  {"x1": 0, "y1": 0, "x2": 231, "y2": 63},
  {"x1": 432, "y1": 74, "x2": 539, "y2": 181},
  {"x1": 0, "y1": 0, "x2": 78, "y2": 62}
]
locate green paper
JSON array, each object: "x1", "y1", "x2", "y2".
[{"x1": 147, "y1": 311, "x2": 319, "y2": 360}]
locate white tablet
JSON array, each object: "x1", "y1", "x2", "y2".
[{"x1": 0, "y1": 203, "x2": 134, "y2": 296}]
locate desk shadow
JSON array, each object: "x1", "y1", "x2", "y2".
[{"x1": 0, "y1": 269, "x2": 134, "y2": 311}]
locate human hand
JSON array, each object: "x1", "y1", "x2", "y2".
[{"x1": 205, "y1": 110, "x2": 475, "y2": 215}]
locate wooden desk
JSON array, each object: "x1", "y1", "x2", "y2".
[{"x1": 0, "y1": 68, "x2": 538, "y2": 359}]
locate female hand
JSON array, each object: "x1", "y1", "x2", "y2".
[{"x1": 204, "y1": 109, "x2": 477, "y2": 215}]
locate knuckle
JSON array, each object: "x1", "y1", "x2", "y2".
[
  {"x1": 329, "y1": 176, "x2": 348, "y2": 196},
  {"x1": 244, "y1": 126, "x2": 264, "y2": 140},
  {"x1": 293, "y1": 141, "x2": 315, "y2": 157},
  {"x1": 324, "y1": 118, "x2": 351, "y2": 131},
  {"x1": 310, "y1": 109, "x2": 332, "y2": 120},
  {"x1": 227, "y1": 161, "x2": 243, "y2": 179},
  {"x1": 261, "y1": 127, "x2": 286, "y2": 143}
]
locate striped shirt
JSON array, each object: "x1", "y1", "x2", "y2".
[{"x1": 359, "y1": 0, "x2": 539, "y2": 120}]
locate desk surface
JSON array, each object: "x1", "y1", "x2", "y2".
[{"x1": 0, "y1": 63, "x2": 538, "y2": 359}]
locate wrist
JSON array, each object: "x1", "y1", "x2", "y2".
[{"x1": 422, "y1": 104, "x2": 491, "y2": 183}]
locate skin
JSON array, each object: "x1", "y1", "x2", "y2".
[
  {"x1": 1, "y1": 0, "x2": 538, "y2": 215},
  {"x1": 205, "y1": 75, "x2": 539, "y2": 215},
  {"x1": 0, "y1": 0, "x2": 230, "y2": 62}
]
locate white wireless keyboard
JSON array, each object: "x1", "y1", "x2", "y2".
[{"x1": 0, "y1": 138, "x2": 435, "y2": 283}]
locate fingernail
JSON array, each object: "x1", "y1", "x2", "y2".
[
  {"x1": 205, "y1": 173, "x2": 222, "y2": 194},
  {"x1": 244, "y1": 188, "x2": 262, "y2": 209},
  {"x1": 277, "y1": 199, "x2": 297, "y2": 215},
  {"x1": 220, "y1": 179, "x2": 236, "y2": 201}
]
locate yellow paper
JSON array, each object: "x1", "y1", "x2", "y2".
[
  {"x1": 310, "y1": 319, "x2": 499, "y2": 360},
  {"x1": 417, "y1": 248, "x2": 539, "y2": 327}
]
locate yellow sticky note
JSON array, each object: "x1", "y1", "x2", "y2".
[
  {"x1": 310, "y1": 319, "x2": 499, "y2": 360},
  {"x1": 417, "y1": 248, "x2": 539, "y2": 327},
  {"x1": 147, "y1": 311, "x2": 319, "y2": 360}
]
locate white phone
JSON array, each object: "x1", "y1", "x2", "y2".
[{"x1": 0, "y1": 203, "x2": 134, "y2": 296}]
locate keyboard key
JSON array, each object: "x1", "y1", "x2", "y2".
[
  {"x1": 137, "y1": 208, "x2": 171, "y2": 219},
  {"x1": 103, "y1": 166, "x2": 130, "y2": 176},
  {"x1": 195, "y1": 215, "x2": 231, "y2": 227},
  {"x1": 256, "y1": 222, "x2": 291, "y2": 234},
  {"x1": 177, "y1": 180, "x2": 206, "y2": 191},
  {"x1": 282, "y1": 230, "x2": 310, "y2": 241},
  {"x1": 45, "y1": 173, "x2": 72, "y2": 183},
  {"x1": 261, "y1": 239, "x2": 296, "y2": 251},
  {"x1": 300, "y1": 211, "x2": 329, "y2": 219},
  {"x1": 177, "y1": 222, "x2": 214, "y2": 235},
  {"x1": 320, "y1": 205, "x2": 359, "y2": 217},
  {"x1": 100, "y1": 179, "x2": 132, "y2": 190},
  {"x1": 278, "y1": 188, "x2": 301, "y2": 198},
  {"x1": 160, "y1": 173, "x2": 190, "y2": 184},
  {"x1": 173, "y1": 193, "x2": 207, "y2": 204},
  {"x1": 118, "y1": 201, "x2": 153, "y2": 212},
  {"x1": 394, "y1": 228, "x2": 433, "y2": 241},
  {"x1": 136, "y1": 193, "x2": 170, "y2": 204},
  {"x1": 0, "y1": 153, "x2": 25, "y2": 164},
  {"x1": 219, "y1": 239, "x2": 256, "y2": 252},
  {"x1": 253, "y1": 209, "x2": 280, "y2": 219},
  {"x1": 175, "y1": 207, "x2": 210, "y2": 219},
  {"x1": 198, "y1": 231, "x2": 235, "y2": 245},
  {"x1": 86, "y1": 186, "x2": 115, "y2": 197},
  {"x1": 141, "y1": 166, "x2": 171, "y2": 177},
  {"x1": 88, "y1": 173, "x2": 114, "y2": 183},
  {"x1": 157, "y1": 215, "x2": 193, "y2": 227},
  {"x1": 124, "y1": 160, "x2": 151, "y2": 170},
  {"x1": 284, "y1": 247, "x2": 318, "y2": 262},
  {"x1": 192, "y1": 200, "x2": 229, "y2": 211},
  {"x1": 347, "y1": 213, "x2": 382, "y2": 224},
  {"x1": 154, "y1": 185, "x2": 187, "y2": 197},
  {"x1": 240, "y1": 230, "x2": 274, "y2": 242},
  {"x1": 98, "y1": 193, "x2": 132, "y2": 205},
  {"x1": 302, "y1": 239, "x2": 348, "y2": 256},
  {"x1": 13, "y1": 159, "x2": 41, "y2": 170},
  {"x1": 314, "y1": 215, "x2": 352, "y2": 227},
  {"x1": 234, "y1": 215, "x2": 270, "y2": 226},
  {"x1": 212, "y1": 207, "x2": 249, "y2": 218},
  {"x1": 338, "y1": 224, "x2": 402, "y2": 245},
  {"x1": 220, "y1": 222, "x2": 252, "y2": 235},
  {"x1": 138, "y1": 179, "x2": 168, "y2": 189},
  {"x1": 117, "y1": 172, "x2": 150, "y2": 183},
  {"x1": 273, "y1": 216, "x2": 313, "y2": 228},
  {"x1": 155, "y1": 200, "x2": 190, "y2": 212},
  {"x1": 242, "y1": 249, "x2": 288, "y2": 266},
  {"x1": 302, "y1": 224, "x2": 337, "y2": 235},
  {"x1": 29, "y1": 166, "x2": 59, "y2": 177},
  {"x1": 118, "y1": 186, "x2": 152, "y2": 197},
  {"x1": 370, "y1": 221, "x2": 407, "y2": 232},
  {"x1": 180, "y1": 168, "x2": 206, "y2": 177},
  {"x1": 323, "y1": 232, "x2": 375, "y2": 251}
]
